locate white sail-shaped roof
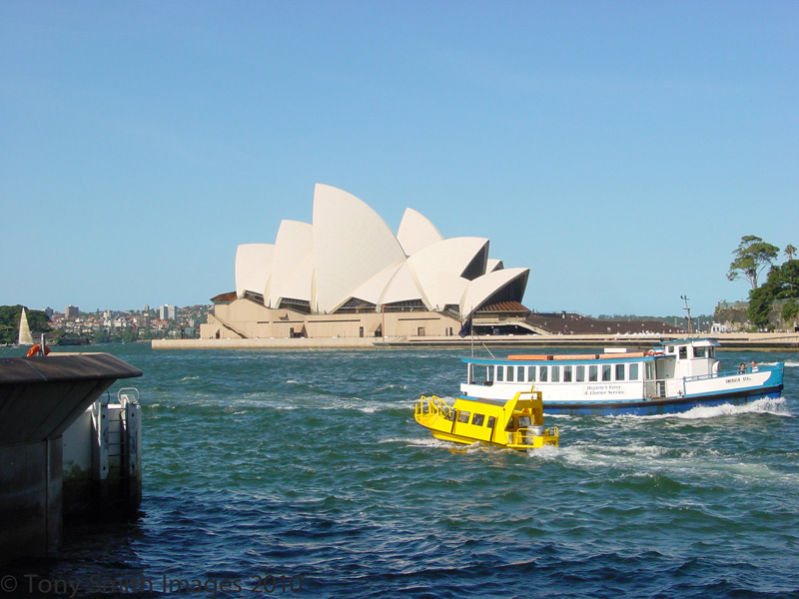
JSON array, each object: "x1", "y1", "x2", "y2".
[
  {"x1": 406, "y1": 237, "x2": 489, "y2": 308},
  {"x1": 380, "y1": 261, "x2": 428, "y2": 307},
  {"x1": 397, "y1": 207, "x2": 443, "y2": 256},
  {"x1": 349, "y1": 260, "x2": 405, "y2": 306},
  {"x1": 460, "y1": 267, "x2": 529, "y2": 320},
  {"x1": 225, "y1": 184, "x2": 531, "y2": 321},
  {"x1": 235, "y1": 243, "x2": 274, "y2": 299},
  {"x1": 487, "y1": 258, "x2": 504, "y2": 272},
  {"x1": 312, "y1": 184, "x2": 406, "y2": 313},
  {"x1": 266, "y1": 220, "x2": 313, "y2": 307}
]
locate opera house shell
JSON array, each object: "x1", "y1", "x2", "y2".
[{"x1": 200, "y1": 184, "x2": 540, "y2": 342}]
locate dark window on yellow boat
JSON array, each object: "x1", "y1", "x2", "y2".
[
  {"x1": 630, "y1": 363, "x2": 639, "y2": 380},
  {"x1": 563, "y1": 366, "x2": 572, "y2": 382},
  {"x1": 602, "y1": 364, "x2": 612, "y2": 381},
  {"x1": 589, "y1": 365, "x2": 598, "y2": 381},
  {"x1": 551, "y1": 366, "x2": 560, "y2": 382},
  {"x1": 472, "y1": 414, "x2": 485, "y2": 426},
  {"x1": 576, "y1": 365, "x2": 585, "y2": 382},
  {"x1": 487, "y1": 416, "x2": 496, "y2": 428},
  {"x1": 457, "y1": 411, "x2": 471, "y2": 423},
  {"x1": 615, "y1": 364, "x2": 625, "y2": 380},
  {"x1": 540, "y1": 367, "x2": 548, "y2": 382},
  {"x1": 445, "y1": 410, "x2": 455, "y2": 421}
]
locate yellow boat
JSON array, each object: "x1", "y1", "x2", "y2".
[{"x1": 413, "y1": 389, "x2": 558, "y2": 450}]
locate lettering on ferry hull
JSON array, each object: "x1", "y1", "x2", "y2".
[
  {"x1": 725, "y1": 376, "x2": 752, "y2": 385},
  {"x1": 584, "y1": 384, "x2": 624, "y2": 396}
]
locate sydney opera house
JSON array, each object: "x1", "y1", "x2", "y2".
[{"x1": 200, "y1": 184, "x2": 541, "y2": 342}]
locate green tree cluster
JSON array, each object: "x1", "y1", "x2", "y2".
[
  {"x1": 0, "y1": 305, "x2": 52, "y2": 344},
  {"x1": 728, "y1": 237, "x2": 799, "y2": 329}
]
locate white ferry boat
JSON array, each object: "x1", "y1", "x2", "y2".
[{"x1": 459, "y1": 338, "x2": 784, "y2": 415}]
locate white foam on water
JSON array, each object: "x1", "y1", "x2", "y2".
[
  {"x1": 380, "y1": 436, "x2": 454, "y2": 449},
  {"x1": 784, "y1": 360, "x2": 799, "y2": 368},
  {"x1": 630, "y1": 397, "x2": 792, "y2": 421},
  {"x1": 317, "y1": 397, "x2": 411, "y2": 414},
  {"x1": 525, "y1": 444, "x2": 561, "y2": 459}
]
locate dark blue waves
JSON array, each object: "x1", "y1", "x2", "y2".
[{"x1": 3, "y1": 345, "x2": 797, "y2": 598}]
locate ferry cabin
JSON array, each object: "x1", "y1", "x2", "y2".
[{"x1": 459, "y1": 339, "x2": 781, "y2": 409}]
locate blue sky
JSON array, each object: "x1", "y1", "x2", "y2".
[{"x1": 2, "y1": 1, "x2": 796, "y2": 317}]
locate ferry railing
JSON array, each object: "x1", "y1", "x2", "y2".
[
  {"x1": 683, "y1": 364, "x2": 773, "y2": 384},
  {"x1": 414, "y1": 395, "x2": 454, "y2": 420},
  {"x1": 511, "y1": 426, "x2": 558, "y2": 447}
]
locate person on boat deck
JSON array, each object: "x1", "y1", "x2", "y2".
[
  {"x1": 738, "y1": 362, "x2": 747, "y2": 374},
  {"x1": 750, "y1": 360, "x2": 759, "y2": 372}
]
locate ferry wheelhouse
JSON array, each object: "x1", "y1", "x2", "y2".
[{"x1": 459, "y1": 338, "x2": 784, "y2": 415}]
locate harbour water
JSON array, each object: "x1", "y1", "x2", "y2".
[{"x1": 1, "y1": 344, "x2": 797, "y2": 598}]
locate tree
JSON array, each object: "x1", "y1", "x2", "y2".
[
  {"x1": 773, "y1": 260, "x2": 799, "y2": 299},
  {"x1": 785, "y1": 244, "x2": 797, "y2": 261},
  {"x1": 727, "y1": 235, "x2": 780, "y2": 289},
  {"x1": 782, "y1": 299, "x2": 799, "y2": 329},
  {"x1": 747, "y1": 283, "x2": 776, "y2": 329},
  {"x1": 0, "y1": 305, "x2": 51, "y2": 344}
]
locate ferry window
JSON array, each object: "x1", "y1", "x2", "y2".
[
  {"x1": 667, "y1": 346, "x2": 675, "y2": 354},
  {"x1": 615, "y1": 364, "x2": 625, "y2": 381},
  {"x1": 507, "y1": 366, "x2": 515, "y2": 382},
  {"x1": 486, "y1": 416, "x2": 495, "y2": 428},
  {"x1": 589, "y1": 365, "x2": 598, "y2": 382},
  {"x1": 472, "y1": 414, "x2": 485, "y2": 426},
  {"x1": 457, "y1": 411, "x2": 471, "y2": 423},
  {"x1": 576, "y1": 365, "x2": 585, "y2": 382},
  {"x1": 629, "y1": 364, "x2": 639, "y2": 380},
  {"x1": 563, "y1": 366, "x2": 572, "y2": 382},
  {"x1": 602, "y1": 364, "x2": 612, "y2": 381},
  {"x1": 695, "y1": 347, "x2": 706, "y2": 358},
  {"x1": 679, "y1": 346, "x2": 687, "y2": 359},
  {"x1": 709, "y1": 348, "x2": 715, "y2": 358},
  {"x1": 551, "y1": 366, "x2": 560, "y2": 382},
  {"x1": 540, "y1": 367, "x2": 548, "y2": 382},
  {"x1": 528, "y1": 366, "x2": 536, "y2": 382},
  {"x1": 496, "y1": 366, "x2": 504, "y2": 382}
]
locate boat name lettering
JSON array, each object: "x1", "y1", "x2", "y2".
[
  {"x1": 726, "y1": 376, "x2": 752, "y2": 384},
  {"x1": 584, "y1": 384, "x2": 624, "y2": 396}
]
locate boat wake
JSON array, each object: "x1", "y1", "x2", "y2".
[
  {"x1": 637, "y1": 397, "x2": 792, "y2": 420},
  {"x1": 380, "y1": 436, "x2": 455, "y2": 449}
]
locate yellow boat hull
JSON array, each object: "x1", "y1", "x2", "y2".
[{"x1": 414, "y1": 390, "x2": 558, "y2": 451}]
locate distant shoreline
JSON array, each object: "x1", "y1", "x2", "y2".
[{"x1": 152, "y1": 332, "x2": 799, "y2": 352}]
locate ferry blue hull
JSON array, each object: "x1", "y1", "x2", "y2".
[{"x1": 537, "y1": 387, "x2": 784, "y2": 416}]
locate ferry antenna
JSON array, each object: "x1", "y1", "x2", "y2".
[{"x1": 681, "y1": 295, "x2": 694, "y2": 334}]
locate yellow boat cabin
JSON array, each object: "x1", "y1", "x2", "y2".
[{"x1": 413, "y1": 389, "x2": 558, "y2": 450}]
